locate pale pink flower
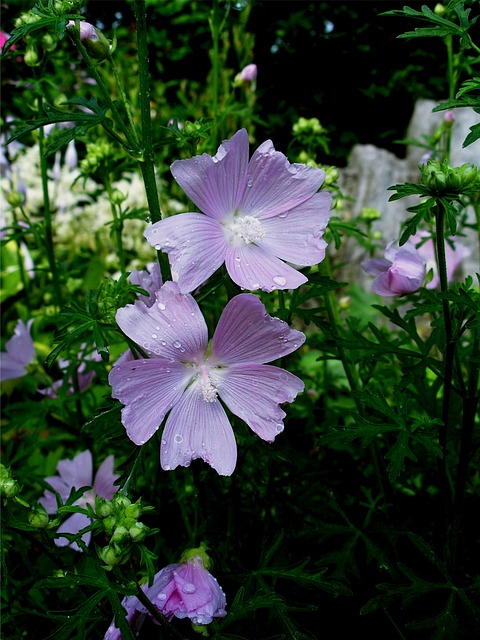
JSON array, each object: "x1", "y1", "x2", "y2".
[
  {"x1": 144, "y1": 129, "x2": 330, "y2": 293},
  {"x1": 238, "y1": 63, "x2": 257, "y2": 83},
  {"x1": 109, "y1": 282, "x2": 305, "y2": 475},
  {"x1": 362, "y1": 241, "x2": 426, "y2": 296},
  {"x1": 39, "y1": 450, "x2": 119, "y2": 551}
]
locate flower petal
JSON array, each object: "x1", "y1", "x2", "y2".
[
  {"x1": 170, "y1": 129, "x2": 249, "y2": 220},
  {"x1": 160, "y1": 382, "x2": 237, "y2": 476},
  {"x1": 144, "y1": 214, "x2": 227, "y2": 294},
  {"x1": 55, "y1": 512, "x2": 92, "y2": 551},
  {"x1": 209, "y1": 293, "x2": 305, "y2": 365},
  {"x1": 239, "y1": 139, "x2": 325, "y2": 219},
  {"x1": 215, "y1": 364, "x2": 304, "y2": 441},
  {"x1": 128, "y1": 262, "x2": 163, "y2": 307},
  {"x1": 225, "y1": 243, "x2": 307, "y2": 292},
  {"x1": 361, "y1": 258, "x2": 390, "y2": 277},
  {"x1": 93, "y1": 455, "x2": 119, "y2": 500},
  {"x1": 258, "y1": 191, "x2": 331, "y2": 265},
  {"x1": 57, "y1": 450, "x2": 92, "y2": 489},
  {"x1": 0, "y1": 318, "x2": 35, "y2": 381},
  {"x1": 115, "y1": 282, "x2": 208, "y2": 363},
  {"x1": 109, "y1": 358, "x2": 193, "y2": 445}
]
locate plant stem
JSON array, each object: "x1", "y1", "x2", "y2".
[
  {"x1": 105, "y1": 177, "x2": 126, "y2": 273},
  {"x1": 210, "y1": 0, "x2": 221, "y2": 150},
  {"x1": 133, "y1": 0, "x2": 172, "y2": 283},
  {"x1": 37, "y1": 93, "x2": 62, "y2": 307}
]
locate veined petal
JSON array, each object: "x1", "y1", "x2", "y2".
[
  {"x1": 225, "y1": 243, "x2": 307, "y2": 292},
  {"x1": 239, "y1": 139, "x2": 325, "y2": 219},
  {"x1": 109, "y1": 359, "x2": 193, "y2": 445},
  {"x1": 215, "y1": 364, "x2": 304, "y2": 441},
  {"x1": 144, "y1": 215, "x2": 227, "y2": 294},
  {"x1": 362, "y1": 258, "x2": 390, "y2": 277},
  {"x1": 57, "y1": 450, "x2": 92, "y2": 489},
  {"x1": 55, "y1": 512, "x2": 92, "y2": 551},
  {"x1": 209, "y1": 293, "x2": 305, "y2": 365},
  {"x1": 170, "y1": 129, "x2": 249, "y2": 220},
  {"x1": 372, "y1": 272, "x2": 397, "y2": 297},
  {"x1": 258, "y1": 191, "x2": 331, "y2": 265},
  {"x1": 115, "y1": 282, "x2": 208, "y2": 363},
  {"x1": 160, "y1": 382, "x2": 237, "y2": 476},
  {"x1": 93, "y1": 455, "x2": 119, "y2": 500},
  {"x1": 128, "y1": 262, "x2": 163, "y2": 307}
]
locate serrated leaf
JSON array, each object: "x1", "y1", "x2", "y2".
[{"x1": 385, "y1": 430, "x2": 417, "y2": 482}]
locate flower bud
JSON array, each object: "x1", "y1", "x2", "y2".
[
  {"x1": 110, "y1": 189, "x2": 126, "y2": 205},
  {"x1": 111, "y1": 525, "x2": 129, "y2": 544},
  {"x1": 28, "y1": 505, "x2": 50, "y2": 529},
  {"x1": 99, "y1": 544, "x2": 122, "y2": 567},
  {"x1": 324, "y1": 165, "x2": 339, "y2": 186},
  {"x1": 128, "y1": 522, "x2": 147, "y2": 542},
  {"x1": 0, "y1": 465, "x2": 21, "y2": 500},
  {"x1": 24, "y1": 45, "x2": 39, "y2": 67},
  {"x1": 360, "y1": 207, "x2": 382, "y2": 222}
]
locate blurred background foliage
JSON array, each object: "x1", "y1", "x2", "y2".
[{"x1": 1, "y1": 0, "x2": 449, "y2": 165}]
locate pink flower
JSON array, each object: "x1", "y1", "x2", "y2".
[
  {"x1": 104, "y1": 554, "x2": 226, "y2": 638},
  {"x1": 362, "y1": 241, "x2": 426, "y2": 297},
  {"x1": 411, "y1": 231, "x2": 470, "y2": 290},
  {"x1": 109, "y1": 281, "x2": 305, "y2": 476},
  {"x1": 0, "y1": 32, "x2": 11, "y2": 52},
  {"x1": 0, "y1": 319, "x2": 35, "y2": 381},
  {"x1": 238, "y1": 63, "x2": 257, "y2": 83},
  {"x1": 39, "y1": 450, "x2": 119, "y2": 551},
  {"x1": 67, "y1": 20, "x2": 99, "y2": 42},
  {"x1": 144, "y1": 129, "x2": 331, "y2": 293}
]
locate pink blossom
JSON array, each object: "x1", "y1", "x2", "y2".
[
  {"x1": 109, "y1": 282, "x2": 305, "y2": 475},
  {"x1": 144, "y1": 129, "x2": 331, "y2": 293},
  {"x1": 0, "y1": 319, "x2": 35, "y2": 381},
  {"x1": 39, "y1": 450, "x2": 119, "y2": 551},
  {"x1": 362, "y1": 241, "x2": 426, "y2": 297},
  {"x1": 104, "y1": 554, "x2": 226, "y2": 638},
  {"x1": 67, "y1": 20, "x2": 99, "y2": 42},
  {"x1": 411, "y1": 231, "x2": 470, "y2": 289},
  {"x1": 238, "y1": 63, "x2": 257, "y2": 83}
]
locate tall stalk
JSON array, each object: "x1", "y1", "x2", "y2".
[{"x1": 133, "y1": 0, "x2": 172, "y2": 283}]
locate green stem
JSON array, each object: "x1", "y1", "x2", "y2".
[
  {"x1": 10, "y1": 207, "x2": 29, "y2": 296},
  {"x1": 134, "y1": 0, "x2": 172, "y2": 283},
  {"x1": 105, "y1": 178, "x2": 126, "y2": 273},
  {"x1": 37, "y1": 93, "x2": 62, "y2": 306},
  {"x1": 69, "y1": 29, "x2": 139, "y2": 153},
  {"x1": 322, "y1": 254, "x2": 361, "y2": 399},
  {"x1": 210, "y1": 0, "x2": 221, "y2": 150},
  {"x1": 109, "y1": 54, "x2": 141, "y2": 149}
]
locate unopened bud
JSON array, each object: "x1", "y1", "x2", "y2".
[
  {"x1": 24, "y1": 45, "x2": 39, "y2": 67},
  {"x1": 111, "y1": 525, "x2": 129, "y2": 544},
  {"x1": 99, "y1": 544, "x2": 121, "y2": 567},
  {"x1": 129, "y1": 522, "x2": 147, "y2": 542},
  {"x1": 28, "y1": 505, "x2": 50, "y2": 529}
]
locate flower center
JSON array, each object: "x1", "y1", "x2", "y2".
[
  {"x1": 226, "y1": 215, "x2": 265, "y2": 245},
  {"x1": 198, "y1": 366, "x2": 218, "y2": 403}
]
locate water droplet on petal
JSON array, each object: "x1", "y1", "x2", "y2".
[
  {"x1": 173, "y1": 340, "x2": 182, "y2": 349},
  {"x1": 157, "y1": 302, "x2": 166, "y2": 310},
  {"x1": 157, "y1": 592, "x2": 167, "y2": 601},
  {"x1": 154, "y1": 244, "x2": 161, "y2": 250},
  {"x1": 152, "y1": 333, "x2": 158, "y2": 339},
  {"x1": 174, "y1": 434, "x2": 183, "y2": 443},
  {"x1": 163, "y1": 464, "x2": 171, "y2": 470},
  {"x1": 273, "y1": 275, "x2": 287, "y2": 286},
  {"x1": 182, "y1": 583, "x2": 196, "y2": 594}
]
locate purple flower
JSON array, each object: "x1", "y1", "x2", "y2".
[
  {"x1": 0, "y1": 319, "x2": 35, "y2": 381},
  {"x1": 362, "y1": 241, "x2": 426, "y2": 297},
  {"x1": 39, "y1": 450, "x2": 119, "y2": 551},
  {"x1": 109, "y1": 281, "x2": 305, "y2": 476},
  {"x1": 67, "y1": 20, "x2": 99, "y2": 42},
  {"x1": 39, "y1": 350, "x2": 101, "y2": 398},
  {"x1": 411, "y1": 231, "x2": 471, "y2": 290},
  {"x1": 140, "y1": 554, "x2": 227, "y2": 624},
  {"x1": 237, "y1": 63, "x2": 257, "y2": 83},
  {"x1": 144, "y1": 129, "x2": 331, "y2": 293},
  {"x1": 128, "y1": 261, "x2": 163, "y2": 307},
  {"x1": 104, "y1": 554, "x2": 226, "y2": 638}
]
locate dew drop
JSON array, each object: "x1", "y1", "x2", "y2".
[
  {"x1": 154, "y1": 244, "x2": 161, "y2": 250},
  {"x1": 182, "y1": 583, "x2": 196, "y2": 594},
  {"x1": 173, "y1": 340, "x2": 182, "y2": 349},
  {"x1": 174, "y1": 434, "x2": 183, "y2": 443},
  {"x1": 157, "y1": 302, "x2": 166, "y2": 310},
  {"x1": 152, "y1": 333, "x2": 158, "y2": 339},
  {"x1": 275, "y1": 423, "x2": 284, "y2": 433},
  {"x1": 163, "y1": 464, "x2": 171, "y2": 470},
  {"x1": 273, "y1": 275, "x2": 287, "y2": 286},
  {"x1": 278, "y1": 211, "x2": 289, "y2": 219},
  {"x1": 157, "y1": 592, "x2": 167, "y2": 601}
]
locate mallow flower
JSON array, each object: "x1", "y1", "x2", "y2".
[
  {"x1": 0, "y1": 318, "x2": 35, "y2": 382},
  {"x1": 109, "y1": 281, "x2": 305, "y2": 476},
  {"x1": 411, "y1": 231, "x2": 470, "y2": 290},
  {"x1": 362, "y1": 241, "x2": 426, "y2": 297},
  {"x1": 103, "y1": 550, "x2": 227, "y2": 639},
  {"x1": 144, "y1": 128, "x2": 331, "y2": 293},
  {"x1": 39, "y1": 450, "x2": 119, "y2": 551}
]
